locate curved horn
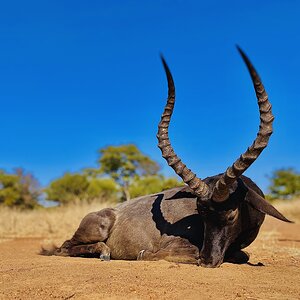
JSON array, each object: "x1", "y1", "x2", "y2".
[
  {"x1": 157, "y1": 55, "x2": 210, "y2": 198},
  {"x1": 212, "y1": 46, "x2": 274, "y2": 202}
]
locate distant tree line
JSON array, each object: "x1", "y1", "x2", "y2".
[
  {"x1": 0, "y1": 144, "x2": 183, "y2": 208},
  {"x1": 1, "y1": 144, "x2": 299, "y2": 209}
]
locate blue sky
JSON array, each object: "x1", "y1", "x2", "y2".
[{"x1": 0, "y1": 1, "x2": 299, "y2": 193}]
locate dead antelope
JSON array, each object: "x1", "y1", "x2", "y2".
[{"x1": 42, "y1": 47, "x2": 291, "y2": 267}]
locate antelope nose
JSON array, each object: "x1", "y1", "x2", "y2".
[{"x1": 198, "y1": 255, "x2": 222, "y2": 268}]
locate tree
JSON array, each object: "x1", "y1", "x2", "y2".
[
  {"x1": 128, "y1": 175, "x2": 183, "y2": 199},
  {"x1": 98, "y1": 144, "x2": 160, "y2": 200},
  {"x1": 45, "y1": 173, "x2": 118, "y2": 204},
  {"x1": 268, "y1": 168, "x2": 300, "y2": 199},
  {"x1": 0, "y1": 168, "x2": 41, "y2": 209}
]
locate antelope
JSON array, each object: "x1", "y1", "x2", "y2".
[{"x1": 41, "y1": 47, "x2": 291, "y2": 267}]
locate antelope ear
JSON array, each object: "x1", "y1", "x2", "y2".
[{"x1": 245, "y1": 189, "x2": 293, "y2": 223}]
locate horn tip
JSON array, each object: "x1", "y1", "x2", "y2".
[
  {"x1": 160, "y1": 54, "x2": 170, "y2": 73},
  {"x1": 285, "y1": 218, "x2": 294, "y2": 224},
  {"x1": 235, "y1": 45, "x2": 247, "y2": 60},
  {"x1": 235, "y1": 44, "x2": 242, "y2": 52}
]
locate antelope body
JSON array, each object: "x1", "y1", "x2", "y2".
[{"x1": 42, "y1": 47, "x2": 291, "y2": 267}]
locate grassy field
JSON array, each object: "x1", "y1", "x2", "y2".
[
  {"x1": 0, "y1": 200, "x2": 113, "y2": 241},
  {"x1": 0, "y1": 197, "x2": 299, "y2": 241}
]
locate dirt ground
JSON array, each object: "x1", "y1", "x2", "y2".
[{"x1": 0, "y1": 217, "x2": 300, "y2": 300}]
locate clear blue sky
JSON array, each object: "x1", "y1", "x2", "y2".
[{"x1": 0, "y1": 1, "x2": 299, "y2": 193}]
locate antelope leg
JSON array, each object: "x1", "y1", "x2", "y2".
[
  {"x1": 57, "y1": 241, "x2": 111, "y2": 260},
  {"x1": 137, "y1": 238, "x2": 199, "y2": 264}
]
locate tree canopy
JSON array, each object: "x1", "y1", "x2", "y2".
[{"x1": 0, "y1": 168, "x2": 40, "y2": 209}]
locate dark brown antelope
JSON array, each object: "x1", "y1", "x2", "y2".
[{"x1": 41, "y1": 47, "x2": 291, "y2": 267}]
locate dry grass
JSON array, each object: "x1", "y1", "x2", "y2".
[
  {"x1": 0, "y1": 197, "x2": 299, "y2": 247},
  {"x1": 0, "y1": 200, "x2": 112, "y2": 242},
  {"x1": 271, "y1": 197, "x2": 300, "y2": 222}
]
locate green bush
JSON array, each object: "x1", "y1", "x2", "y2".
[
  {"x1": 268, "y1": 168, "x2": 300, "y2": 199},
  {"x1": 46, "y1": 173, "x2": 89, "y2": 204},
  {"x1": 129, "y1": 175, "x2": 183, "y2": 199},
  {"x1": 0, "y1": 168, "x2": 40, "y2": 209},
  {"x1": 87, "y1": 178, "x2": 118, "y2": 200}
]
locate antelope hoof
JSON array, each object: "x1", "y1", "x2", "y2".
[
  {"x1": 100, "y1": 254, "x2": 110, "y2": 261},
  {"x1": 137, "y1": 250, "x2": 145, "y2": 260},
  {"x1": 54, "y1": 247, "x2": 69, "y2": 257},
  {"x1": 226, "y1": 250, "x2": 250, "y2": 264}
]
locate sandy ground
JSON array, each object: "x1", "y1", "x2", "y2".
[{"x1": 0, "y1": 217, "x2": 300, "y2": 300}]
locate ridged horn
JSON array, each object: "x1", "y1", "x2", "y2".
[
  {"x1": 157, "y1": 55, "x2": 210, "y2": 198},
  {"x1": 212, "y1": 46, "x2": 274, "y2": 202}
]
